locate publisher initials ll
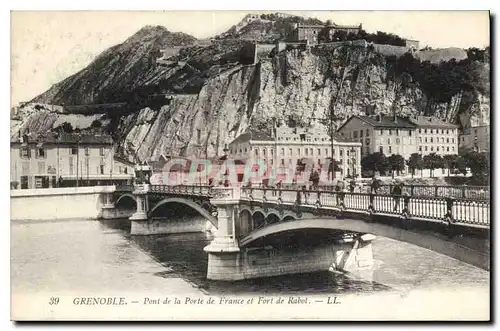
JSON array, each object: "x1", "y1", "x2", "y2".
[{"x1": 327, "y1": 297, "x2": 340, "y2": 304}]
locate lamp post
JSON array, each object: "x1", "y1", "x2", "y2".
[
  {"x1": 76, "y1": 134, "x2": 81, "y2": 187},
  {"x1": 350, "y1": 147, "x2": 356, "y2": 179}
]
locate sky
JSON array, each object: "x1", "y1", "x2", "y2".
[{"x1": 10, "y1": 11, "x2": 490, "y2": 107}]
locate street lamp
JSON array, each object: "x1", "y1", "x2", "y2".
[
  {"x1": 76, "y1": 133, "x2": 81, "y2": 187},
  {"x1": 351, "y1": 147, "x2": 356, "y2": 178}
]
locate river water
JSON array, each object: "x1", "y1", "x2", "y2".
[{"x1": 11, "y1": 218, "x2": 489, "y2": 298}]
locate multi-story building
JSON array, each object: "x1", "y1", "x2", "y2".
[
  {"x1": 292, "y1": 23, "x2": 362, "y2": 45},
  {"x1": 337, "y1": 115, "x2": 418, "y2": 159},
  {"x1": 337, "y1": 114, "x2": 460, "y2": 159},
  {"x1": 411, "y1": 116, "x2": 459, "y2": 156},
  {"x1": 459, "y1": 124, "x2": 490, "y2": 153},
  {"x1": 228, "y1": 120, "x2": 362, "y2": 179},
  {"x1": 10, "y1": 132, "x2": 132, "y2": 189}
]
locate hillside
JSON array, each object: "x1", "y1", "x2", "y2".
[{"x1": 18, "y1": 15, "x2": 490, "y2": 163}]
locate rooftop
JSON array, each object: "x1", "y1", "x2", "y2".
[
  {"x1": 11, "y1": 132, "x2": 114, "y2": 145},
  {"x1": 340, "y1": 115, "x2": 417, "y2": 130},
  {"x1": 229, "y1": 130, "x2": 274, "y2": 145},
  {"x1": 410, "y1": 116, "x2": 459, "y2": 129}
]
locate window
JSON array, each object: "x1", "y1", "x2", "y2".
[
  {"x1": 431, "y1": 129, "x2": 434, "y2": 134},
  {"x1": 425, "y1": 137, "x2": 427, "y2": 143},
  {"x1": 100, "y1": 165, "x2": 104, "y2": 175},
  {"x1": 71, "y1": 147, "x2": 78, "y2": 155},
  {"x1": 419, "y1": 137, "x2": 422, "y2": 143},
  {"x1": 239, "y1": 149, "x2": 242, "y2": 154},
  {"x1": 409, "y1": 130, "x2": 412, "y2": 136},
  {"x1": 419, "y1": 146, "x2": 422, "y2": 152},
  {"x1": 318, "y1": 159, "x2": 321, "y2": 165},
  {"x1": 474, "y1": 129, "x2": 478, "y2": 134},
  {"x1": 281, "y1": 159, "x2": 284, "y2": 166},
  {"x1": 244, "y1": 148, "x2": 247, "y2": 153},
  {"x1": 396, "y1": 138, "x2": 400, "y2": 144},
  {"x1": 446, "y1": 130, "x2": 449, "y2": 134},
  {"x1": 318, "y1": 148, "x2": 321, "y2": 156},
  {"x1": 419, "y1": 129, "x2": 422, "y2": 133},
  {"x1": 288, "y1": 159, "x2": 292, "y2": 165},
  {"x1": 380, "y1": 130, "x2": 383, "y2": 135},
  {"x1": 339, "y1": 150, "x2": 343, "y2": 157},
  {"x1": 360, "y1": 130, "x2": 363, "y2": 137},
  {"x1": 270, "y1": 149, "x2": 273, "y2": 156},
  {"x1": 447, "y1": 146, "x2": 450, "y2": 152},
  {"x1": 305, "y1": 149, "x2": 309, "y2": 156},
  {"x1": 396, "y1": 129, "x2": 399, "y2": 136},
  {"x1": 441, "y1": 137, "x2": 444, "y2": 143},
  {"x1": 280, "y1": 148, "x2": 284, "y2": 156},
  {"x1": 325, "y1": 148, "x2": 328, "y2": 156},
  {"x1": 197, "y1": 129, "x2": 201, "y2": 144},
  {"x1": 353, "y1": 131, "x2": 358, "y2": 139},
  {"x1": 446, "y1": 138, "x2": 449, "y2": 143},
  {"x1": 430, "y1": 146, "x2": 433, "y2": 151},
  {"x1": 263, "y1": 148, "x2": 267, "y2": 157},
  {"x1": 379, "y1": 146, "x2": 383, "y2": 153},
  {"x1": 310, "y1": 148, "x2": 313, "y2": 155},
  {"x1": 297, "y1": 148, "x2": 301, "y2": 156},
  {"x1": 388, "y1": 146, "x2": 392, "y2": 154},
  {"x1": 270, "y1": 159, "x2": 273, "y2": 165},
  {"x1": 389, "y1": 130, "x2": 392, "y2": 135},
  {"x1": 430, "y1": 137, "x2": 433, "y2": 143},
  {"x1": 387, "y1": 139, "x2": 391, "y2": 144},
  {"x1": 37, "y1": 148, "x2": 45, "y2": 158},
  {"x1": 425, "y1": 129, "x2": 427, "y2": 134},
  {"x1": 437, "y1": 146, "x2": 440, "y2": 152},
  {"x1": 289, "y1": 148, "x2": 292, "y2": 156},
  {"x1": 425, "y1": 146, "x2": 428, "y2": 151},
  {"x1": 346, "y1": 150, "x2": 350, "y2": 157},
  {"x1": 366, "y1": 129, "x2": 369, "y2": 137},
  {"x1": 255, "y1": 149, "x2": 258, "y2": 156},
  {"x1": 124, "y1": 167, "x2": 128, "y2": 174},
  {"x1": 451, "y1": 138, "x2": 454, "y2": 143},
  {"x1": 286, "y1": 137, "x2": 289, "y2": 141},
  {"x1": 300, "y1": 134, "x2": 306, "y2": 141}
]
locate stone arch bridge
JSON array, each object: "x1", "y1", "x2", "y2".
[{"x1": 103, "y1": 184, "x2": 490, "y2": 281}]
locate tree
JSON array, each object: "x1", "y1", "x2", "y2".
[
  {"x1": 422, "y1": 153, "x2": 444, "y2": 177},
  {"x1": 59, "y1": 122, "x2": 73, "y2": 133},
  {"x1": 90, "y1": 120, "x2": 102, "y2": 129},
  {"x1": 407, "y1": 153, "x2": 423, "y2": 178},
  {"x1": 467, "y1": 151, "x2": 489, "y2": 182},
  {"x1": 455, "y1": 155, "x2": 468, "y2": 176},
  {"x1": 361, "y1": 152, "x2": 389, "y2": 176},
  {"x1": 387, "y1": 154, "x2": 405, "y2": 178},
  {"x1": 443, "y1": 154, "x2": 459, "y2": 176}
]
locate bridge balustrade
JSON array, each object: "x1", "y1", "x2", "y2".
[
  {"x1": 380, "y1": 184, "x2": 489, "y2": 200},
  {"x1": 239, "y1": 187, "x2": 489, "y2": 227}
]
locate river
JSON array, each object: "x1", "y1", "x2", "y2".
[{"x1": 10, "y1": 218, "x2": 490, "y2": 319}]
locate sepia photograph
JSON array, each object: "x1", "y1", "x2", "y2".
[{"x1": 9, "y1": 9, "x2": 491, "y2": 321}]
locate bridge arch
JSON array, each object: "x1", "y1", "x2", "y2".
[
  {"x1": 115, "y1": 193, "x2": 136, "y2": 207},
  {"x1": 239, "y1": 217, "x2": 489, "y2": 271},
  {"x1": 148, "y1": 197, "x2": 218, "y2": 228}
]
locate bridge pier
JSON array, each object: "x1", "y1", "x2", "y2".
[
  {"x1": 100, "y1": 193, "x2": 117, "y2": 219},
  {"x1": 332, "y1": 233, "x2": 376, "y2": 280},
  {"x1": 129, "y1": 185, "x2": 149, "y2": 235},
  {"x1": 204, "y1": 192, "x2": 242, "y2": 281}
]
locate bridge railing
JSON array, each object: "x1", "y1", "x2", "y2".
[
  {"x1": 240, "y1": 187, "x2": 490, "y2": 227},
  {"x1": 379, "y1": 184, "x2": 490, "y2": 200},
  {"x1": 149, "y1": 184, "x2": 212, "y2": 196}
]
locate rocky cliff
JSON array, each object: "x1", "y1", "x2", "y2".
[{"x1": 19, "y1": 20, "x2": 490, "y2": 163}]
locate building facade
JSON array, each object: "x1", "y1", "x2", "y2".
[
  {"x1": 228, "y1": 121, "x2": 362, "y2": 179},
  {"x1": 337, "y1": 115, "x2": 459, "y2": 159},
  {"x1": 10, "y1": 132, "x2": 131, "y2": 189},
  {"x1": 337, "y1": 115, "x2": 418, "y2": 159},
  {"x1": 293, "y1": 23, "x2": 362, "y2": 45},
  {"x1": 412, "y1": 116, "x2": 459, "y2": 156},
  {"x1": 459, "y1": 125, "x2": 490, "y2": 153}
]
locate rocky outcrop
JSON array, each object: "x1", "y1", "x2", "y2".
[{"x1": 20, "y1": 24, "x2": 489, "y2": 163}]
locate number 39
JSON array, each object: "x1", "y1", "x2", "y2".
[{"x1": 49, "y1": 297, "x2": 59, "y2": 305}]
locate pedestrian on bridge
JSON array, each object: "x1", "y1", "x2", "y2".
[
  {"x1": 370, "y1": 176, "x2": 381, "y2": 194},
  {"x1": 392, "y1": 182, "x2": 404, "y2": 212}
]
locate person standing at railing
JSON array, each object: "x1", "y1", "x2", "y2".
[
  {"x1": 392, "y1": 182, "x2": 403, "y2": 212},
  {"x1": 370, "y1": 176, "x2": 381, "y2": 194},
  {"x1": 335, "y1": 180, "x2": 344, "y2": 206}
]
